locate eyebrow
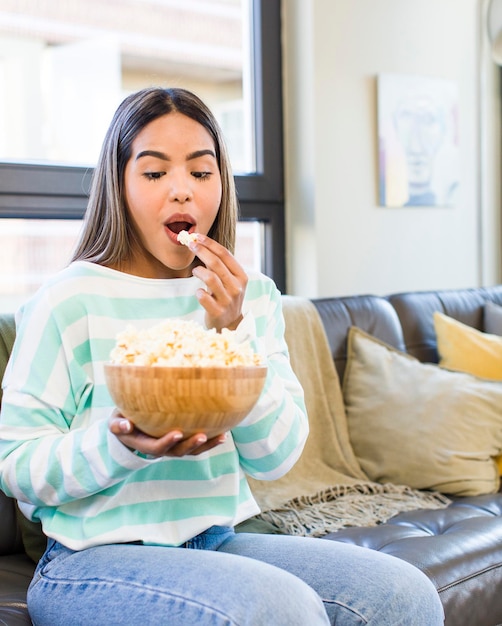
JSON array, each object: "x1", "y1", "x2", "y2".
[{"x1": 135, "y1": 149, "x2": 216, "y2": 162}]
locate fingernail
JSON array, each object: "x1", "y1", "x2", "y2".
[
  {"x1": 172, "y1": 432, "x2": 183, "y2": 442},
  {"x1": 196, "y1": 435, "x2": 207, "y2": 444},
  {"x1": 119, "y1": 419, "x2": 132, "y2": 433}
]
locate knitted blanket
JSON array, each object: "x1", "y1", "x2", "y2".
[{"x1": 247, "y1": 296, "x2": 450, "y2": 537}]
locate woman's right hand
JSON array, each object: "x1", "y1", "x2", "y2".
[{"x1": 109, "y1": 412, "x2": 227, "y2": 457}]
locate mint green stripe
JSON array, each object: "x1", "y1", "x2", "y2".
[
  {"x1": 41, "y1": 496, "x2": 240, "y2": 541},
  {"x1": 231, "y1": 393, "x2": 282, "y2": 444},
  {"x1": 93, "y1": 383, "x2": 115, "y2": 408},
  {"x1": 100, "y1": 453, "x2": 239, "y2": 494},
  {"x1": 42, "y1": 435, "x2": 106, "y2": 501},
  {"x1": 26, "y1": 318, "x2": 61, "y2": 400},
  {"x1": 238, "y1": 412, "x2": 304, "y2": 475},
  {"x1": 238, "y1": 476, "x2": 253, "y2": 505},
  {"x1": 51, "y1": 293, "x2": 201, "y2": 332},
  {"x1": 2, "y1": 402, "x2": 72, "y2": 430},
  {"x1": 245, "y1": 275, "x2": 276, "y2": 300}
]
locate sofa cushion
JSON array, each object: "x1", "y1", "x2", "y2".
[
  {"x1": 434, "y1": 312, "x2": 502, "y2": 381},
  {"x1": 15, "y1": 508, "x2": 46, "y2": 564},
  {"x1": 343, "y1": 326, "x2": 502, "y2": 496},
  {"x1": 323, "y1": 494, "x2": 502, "y2": 626},
  {"x1": 434, "y1": 311, "x2": 502, "y2": 475},
  {"x1": 483, "y1": 300, "x2": 502, "y2": 474},
  {"x1": 0, "y1": 554, "x2": 35, "y2": 626},
  {"x1": 485, "y1": 300, "x2": 502, "y2": 335}
]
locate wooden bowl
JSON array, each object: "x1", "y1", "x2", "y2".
[{"x1": 104, "y1": 364, "x2": 268, "y2": 438}]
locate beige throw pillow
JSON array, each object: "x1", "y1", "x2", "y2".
[{"x1": 343, "y1": 327, "x2": 502, "y2": 496}]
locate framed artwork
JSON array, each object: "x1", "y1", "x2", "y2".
[{"x1": 377, "y1": 73, "x2": 459, "y2": 208}]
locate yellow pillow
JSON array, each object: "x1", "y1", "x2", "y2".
[
  {"x1": 434, "y1": 311, "x2": 502, "y2": 476},
  {"x1": 434, "y1": 312, "x2": 502, "y2": 381}
]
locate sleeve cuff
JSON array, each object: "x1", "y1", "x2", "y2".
[{"x1": 106, "y1": 428, "x2": 155, "y2": 469}]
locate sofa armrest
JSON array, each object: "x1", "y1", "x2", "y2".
[
  {"x1": 312, "y1": 295, "x2": 405, "y2": 381},
  {"x1": 0, "y1": 491, "x2": 23, "y2": 556}
]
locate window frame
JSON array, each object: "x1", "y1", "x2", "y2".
[{"x1": 0, "y1": 0, "x2": 285, "y2": 292}]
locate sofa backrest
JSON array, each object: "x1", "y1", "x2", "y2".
[
  {"x1": 389, "y1": 286, "x2": 502, "y2": 363},
  {"x1": 313, "y1": 285, "x2": 502, "y2": 383},
  {"x1": 312, "y1": 295, "x2": 405, "y2": 381}
]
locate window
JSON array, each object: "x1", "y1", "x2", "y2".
[{"x1": 0, "y1": 0, "x2": 284, "y2": 312}]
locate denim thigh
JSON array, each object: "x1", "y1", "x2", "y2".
[
  {"x1": 218, "y1": 533, "x2": 444, "y2": 625},
  {"x1": 28, "y1": 536, "x2": 329, "y2": 626}
]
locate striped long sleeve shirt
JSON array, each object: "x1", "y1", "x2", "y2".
[{"x1": 0, "y1": 262, "x2": 308, "y2": 550}]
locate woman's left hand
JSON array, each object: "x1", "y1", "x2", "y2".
[
  {"x1": 189, "y1": 234, "x2": 248, "y2": 331},
  {"x1": 109, "y1": 413, "x2": 227, "y2": 457}
]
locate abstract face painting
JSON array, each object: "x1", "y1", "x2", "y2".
[{"x1": 378, "y1": 74, "x2": 459, "y2": 208}]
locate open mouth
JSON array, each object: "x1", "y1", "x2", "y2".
[{"x1": 166, "y1": 221, "x2": 195, "y2": 236}]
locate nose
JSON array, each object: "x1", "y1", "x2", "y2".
[{"x1": 168, "y1": 172, "x2": 193, "y2": 203}]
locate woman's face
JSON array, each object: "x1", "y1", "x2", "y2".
[{"x1": 122, "y1": 112, "x2": 222, "y2": 278}]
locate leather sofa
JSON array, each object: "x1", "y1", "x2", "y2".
[
  {"x1": 2, "y1": 286, "x2": 502, "y2": 625},
  {"x1": 313, "y1": 286, "x2": 502, "y2": 626}
]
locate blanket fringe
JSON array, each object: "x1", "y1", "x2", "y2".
[{"x1": 256, "y1": 483, "x2": 451, "y2": 538}]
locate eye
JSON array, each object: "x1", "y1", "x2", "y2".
[
  {"x1": 191, "y1": 171, "x2": 212, "y2": 180},
  {"x1": 143, "y1": 171, "x2": 165, "y2": 181}
]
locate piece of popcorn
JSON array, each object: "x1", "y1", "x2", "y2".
[
  {"x1": 110, "y1": 319, "x2": 263, "y2": 367},
  {"x1": 177, "y1": 230, "x2": 198, "y2": 246}
]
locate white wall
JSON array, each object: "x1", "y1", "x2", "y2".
[{"x1": 283, "y1": 0, "x2": 502, "y2": 297}]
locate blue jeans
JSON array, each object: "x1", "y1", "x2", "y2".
[{"x1": 28, "y1": 527, "x2": 444, "y2": 625}]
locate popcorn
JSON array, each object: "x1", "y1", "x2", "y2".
[
  {"x1": 110, "y1": 319, "x2": 263, "y2": 367},
  {"x1": 177, "y1": 230, "x2": 198, "y2": 246}
]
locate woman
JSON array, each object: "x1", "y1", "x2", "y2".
[{"x1": 0, "y1": 87, "x2": 444, "y2": 625}]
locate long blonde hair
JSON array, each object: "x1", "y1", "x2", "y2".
[{"x1": 71, "y1": 87, "x2": 238, "y2": 264}]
